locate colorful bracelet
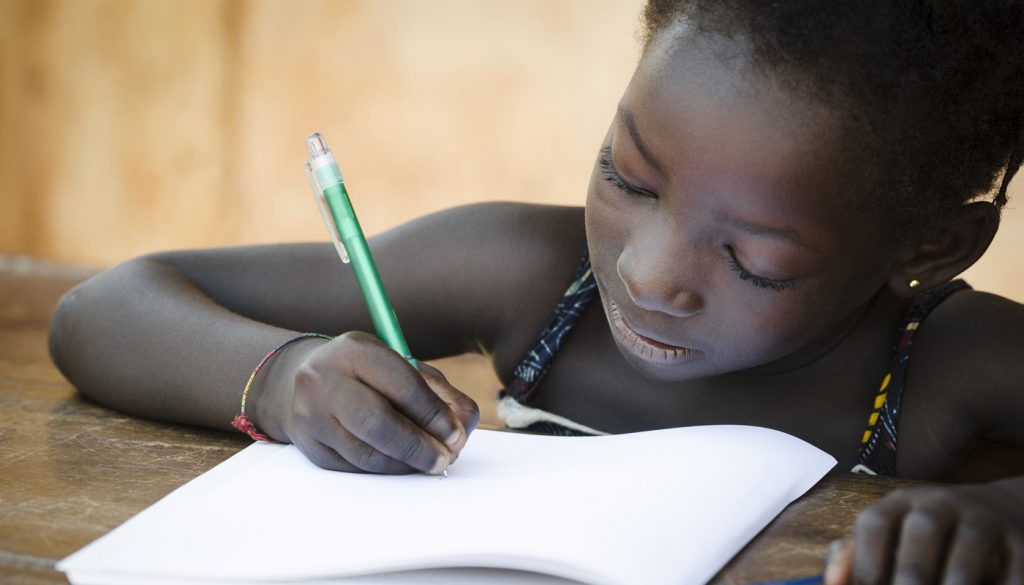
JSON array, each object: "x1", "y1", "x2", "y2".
[{"x1": 231, "y1": 332, "x2": 334, "y2": 442}]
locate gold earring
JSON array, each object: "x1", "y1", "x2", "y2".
[{"x1": 909, "y1": 279, "x2": 921, "y2": 289}]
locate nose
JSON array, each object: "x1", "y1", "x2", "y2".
[{"x1": 617, "y1": 247, "x2": 704, "y2": 318}]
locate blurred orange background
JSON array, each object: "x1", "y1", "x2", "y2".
[{"x1": 1, "y1": 0, "x2": 1021, "y2": 300}]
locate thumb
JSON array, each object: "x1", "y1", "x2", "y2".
[{"x1": 418, "y1": 362, "x2": 481, "y2": 439}]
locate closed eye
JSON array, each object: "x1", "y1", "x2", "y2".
[
  {"x1": 598, "y1": 146, "x2": 657, "y2": 199},
  {"x1": 724, "y1": 246, "x2": 795, "y2": 292}
]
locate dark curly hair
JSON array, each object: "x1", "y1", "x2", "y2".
[{"x1": 641, "y1": 1, "x2": 1023, "y2": 238}]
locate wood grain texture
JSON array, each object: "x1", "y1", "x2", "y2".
[{"x1": 0, "y1": 260, "x2": 244, "y2": 584}]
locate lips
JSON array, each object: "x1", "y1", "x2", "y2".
[{"x1": 608, "y1": 300, "x2": 701, "y2": 365}]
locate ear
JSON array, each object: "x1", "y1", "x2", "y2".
[{"x1": 887, "y1": 202, "x2": 1000, "y2": 297}]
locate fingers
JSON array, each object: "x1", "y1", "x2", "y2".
[
  {"x1": 893, "y1": 501, "x2": 957, "y2": 585},
  {"x1": 287, "y1": 394, "x2": 422, "y2": 475},
  {"x1": 940, "y1": 514, "x2": 1000, "y2": 585},
  {"x1": 315, "y1": 416, "x2": 417, "y2": 475},
  {"x1": 335, "y1": 333, "x2": 466, "y2": 449},
  {"x1": 418, "y1": 362, "x2": 481, "y2": 447},
  {"x1": 853, "y1": 494, "x2": 911, "y2": 585},
  {"x1": 328, "y1": 378, "x2": 453, "y2": 475},
  {"x1": 289, "y1": 332, "x2": 481, "y2": 475},
  {"x1": 292, "y1": 365, "x2": 453, "y2": 474},
  {"x1": 298, "y1": 439, "x2": 363, "y2": 473}
]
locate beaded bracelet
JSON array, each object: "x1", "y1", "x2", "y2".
[{"x1": 231, "y1": 332, "x2": 334, "y2": 442}]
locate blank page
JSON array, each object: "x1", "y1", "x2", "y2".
[{"x1": 59, "y1": 426, "x2": 836, "y2": 585}]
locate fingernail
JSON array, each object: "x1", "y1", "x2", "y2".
[
  {"x1": 429, "y1": 452, "x2": 448, "y2": 475},
  {"x1": 444, "y1": 428, "x2": 463, "y2": 449}
]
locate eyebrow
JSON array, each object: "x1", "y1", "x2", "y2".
[
  {"x1": 618, "y1": 106, "x2": 665, "y2": 175},
  {"x1": 720, "y1": 215, "x2": 816, "y2": 250}
]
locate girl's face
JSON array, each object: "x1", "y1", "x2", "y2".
[{"x1": 586, "y1": 23, "x2": 897, "y2": 382}]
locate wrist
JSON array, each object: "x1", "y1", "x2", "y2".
[{"x1": 247, "y1": 335, "x2": 331, "y2": 444}]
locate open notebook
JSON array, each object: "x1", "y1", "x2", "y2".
[{"x1": 59, "y1": 426, "x2": 836, "y2": 585}]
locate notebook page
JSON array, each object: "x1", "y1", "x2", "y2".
[{"x1": 59, "y1": 426, "x2": 836, "y2": 585}]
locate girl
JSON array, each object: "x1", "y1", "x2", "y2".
[{"x1": 49, "y1": 1, "x2": 1024, "y2": 583}]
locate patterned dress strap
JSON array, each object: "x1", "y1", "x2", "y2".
[
  {"x1": 852, "y1": 280, "x2": 971, "y2": 476},
  {"x1": 500, "y1": 251, "x2": 598, "y2": 405}
]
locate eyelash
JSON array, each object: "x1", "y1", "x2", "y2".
[
  {"x1": 598, "y1": 146, "x2": 656, "y2": 199},
  {"x1": 598, "y1": 146, "x2": 793, "y2": 293},
  {"x1": 724, "y1": 246, "x2": 795, "y2": 292}
]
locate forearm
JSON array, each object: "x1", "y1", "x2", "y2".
[{"x1": 48, "y1": 256, "x2": 319, "y2": 434}]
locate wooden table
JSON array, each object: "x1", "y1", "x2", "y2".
[{"x1": 0, "y1": 257, "x2": 925, "y2": 585}]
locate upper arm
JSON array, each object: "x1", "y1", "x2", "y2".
[{"x1": 146, "y1": 202, "x2": 587, "y2": 364}]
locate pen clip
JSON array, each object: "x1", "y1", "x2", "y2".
[{"x1": 306, "y1": 162, "x2": 349, "y2": 263}]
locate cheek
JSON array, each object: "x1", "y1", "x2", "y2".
[
  {"x1": 706, "y1": 274, "x2": 876, "y2": 371},
  {"x1": 585, "y1": 176, "x2": 630, "y2": 271},
  {"x1": 699, "y1": 288, "x2": 816, "y2": 366}
]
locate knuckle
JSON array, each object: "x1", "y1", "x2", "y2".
[
  {"x1": 293, "y1": 362, "x2": 323, "y2": 393},
  {"x1": 421, "y1": 401, "x2": 447, "y2": 429},
  {"x1": 356, "y1": 407, "x2": 394, "y2": 444},
  {"x1": 350, "y1": 443, "x2": 388, "y2": 473},
  {"x1": 856, "y1": 506, "x2": 894, "y2": 533},
  {"x1": 335, "y1": 331, "x2": 372, "y2": 356},
  {"x1": 336, "y1": 330, "x2": 364, "y2": 344},
  {"x1": 333, "y1": 332, "x2": 358, "y2": 359},
  {"x1": 918, "y1": 489, "x2": 952, "y2": 508},
  {"x1": 890, "y1": 487, "x2": 922, "y2": 501},
  {"x1": 398, "y1": 437, "x2": 427, "y2": 465},
  {"x1": 905, "y1": 507, "x2": 942, "y2": 533}
]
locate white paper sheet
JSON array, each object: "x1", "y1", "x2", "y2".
[{"x1": 59, "y1": 426, "x2": 836, "y2": 585}]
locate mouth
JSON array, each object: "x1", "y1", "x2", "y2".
[{"x1": 608, "y1": 300, "x2": 701, "y2": 365}]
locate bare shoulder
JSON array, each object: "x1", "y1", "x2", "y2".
[
  {"x1": 376, "y1": 202, "x2": 588, "y2": 375},
  {"x1": 918, "y1": 289, "x2": 1024, "y2": 373},
  {"x1": 910, "y1": 288, "x2": 1024, "y2": 445}
]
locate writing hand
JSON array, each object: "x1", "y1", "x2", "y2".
[{"x1": 278, "y1": 331, "x2": 480, "y2": 474}]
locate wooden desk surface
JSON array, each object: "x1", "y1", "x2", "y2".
[{"x1": 0, "y1": 257, "x2": 925, "y2": 585}]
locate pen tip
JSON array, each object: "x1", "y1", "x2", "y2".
[{"x1": 306, "y1": 132, "x2": 330, "y2": 158}]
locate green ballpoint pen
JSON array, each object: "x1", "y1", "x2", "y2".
[{"x1": 305, "y1": 132, "x2": 418, "y2": 369}]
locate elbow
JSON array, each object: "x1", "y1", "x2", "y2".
[
  {"x1": 48, "y1": 278, "x2": 85, "y2": 385},
  {"x1": 46, "y1": 256, "x2": 155, "y2": 392}
]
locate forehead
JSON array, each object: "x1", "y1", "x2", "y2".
[{"x1": 622, "y1": 22, "x2": 864, "y2": 240}]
